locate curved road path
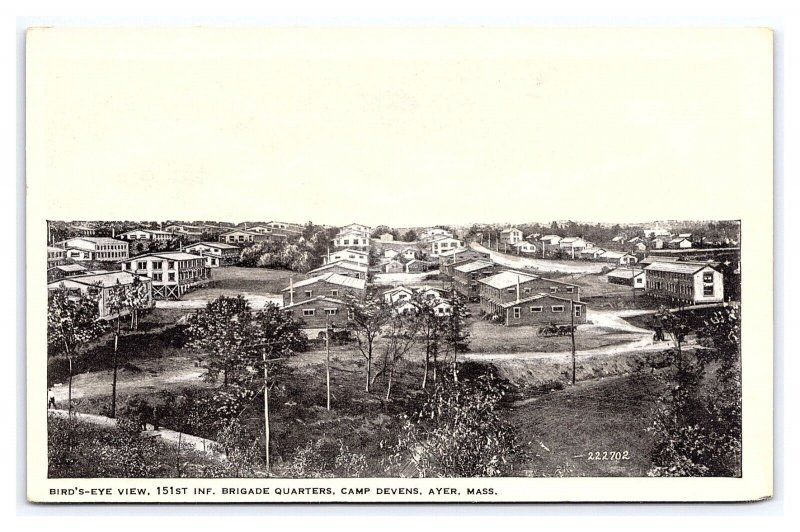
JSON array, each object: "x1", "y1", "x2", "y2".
[{"x1": 469, "y1": 242, "x2": 607, "y2": 274}]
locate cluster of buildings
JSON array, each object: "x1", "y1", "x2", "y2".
[
  {"x1": 606, "y1": 256, "x2": 725, "y2": 305},
  {"x1": 439, "y1": 248, "x2": 586, "y2": 327}
]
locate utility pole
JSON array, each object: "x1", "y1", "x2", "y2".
[
  {"x1": 325, "y1": 320, "x2": 331, "y2": 411},
  {"x1": 570, "y1": 299, "x2": 576, "y2": 385}
]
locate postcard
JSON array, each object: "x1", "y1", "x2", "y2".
[{"x1": 26, "y1": 26, "x2": 773, "y2": 503}]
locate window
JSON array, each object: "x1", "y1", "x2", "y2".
[
  {"x1": 703, "y1": 285, "x2": 714, "y2": 296},
  {"x1": 153, "y1": 261, "x2": 162, "y2": 269},
  {"x1": 507, "y1": 288, "x2": 515, "y2": 293},
  {"x1": 303, "y1": 309, "x2": 315, "y2": 316},
  {"x1": 513, "y1": 307, "x2": 521, "y2": 319},
  {"x1": 523, "y1": 287, "x2": 531, "y2": 294},
  {"x1": 304, "y1": 290, "x2": 313, "y2": 297},
  {"x1": 566, "y1": 287, "x2": 574, "y2": 293},
  {"x1": 137, "y1": 261, "x2": 146, "y2": 270},
  {"x1": 574, "y1": 305, "x2": 582, "y2": 317},
  {"x1": 530, "y1": 306, "x2": 543, "y2": 313},
  {"x1": 330, "y1": 290, "x2": 339, "y2": 296},
  {"x1": 703, "y1": 272, "x2": 714, "y2": 283},
  {"x1": 550, "y1": 286, "x2": 558, "y2": 293},
  {"x1": 552, "y1": 305, "x2": 565, "y2": 312},
  {"x1": 168, "y1": 273, "x2": 175, "y2": 281},
  {"x1": 325, "y1": 308, "x2": 338, "y2": 316},
  {"x1": 168, "y1": 261, "x2": 175, "y2": 269},
  {"x1": 153, "y1": 273, "x2": 163, "y2": 281}
]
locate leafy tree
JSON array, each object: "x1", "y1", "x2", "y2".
[
  {"x1": 347, "y1": 292, "x2": 391, "y2": 392},
  {"x1": 648, "y1": 307, "x2": 742, "y2": 477},
  {"x1": 47, "y1": 285, "x2": 108, "y2": 415},
  {"x1": 386, "y1": 371, "x2": 518, "y2": 477},
  {"x1": 402, "y1": 229, "x2": 418, "y2": 242},
  {"x1": 185, "y1": 295, "x2": 254, "y2": 386}
]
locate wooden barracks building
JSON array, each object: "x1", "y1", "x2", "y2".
[
  {"x1": 120, "y1": 251, "x2": 211, "y2": 299},
  {"x1": 643, "y1": 261, "x2": 724, "y2": 304},
  {"x1": 282, "y1": 273, "x2": 367, "y2": 307}
]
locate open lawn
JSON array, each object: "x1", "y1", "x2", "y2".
[
  {"x1": 466, "y1": 319, "x2": 642, "y2": 354},
  {"x1": 506, "y1": 371, "x2": 666, "y2": 476},
  {"x1": 180, "y1": 267, "x2": 305, "y2": 307}
]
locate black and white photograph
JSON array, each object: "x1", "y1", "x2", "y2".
[
  {"x1": 24, "y1": 25, "x2": 773, "y2": 503},
  {"x1": 44, "y1": 218, "x2": 743, "y2": 480}
]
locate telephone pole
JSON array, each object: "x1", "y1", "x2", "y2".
[
  {"x1": 570, "y1": 299, "x2": 576, "y2": 385},
  {"x1": 325, "y1": 320, "x2": 332, "y2": 411}
]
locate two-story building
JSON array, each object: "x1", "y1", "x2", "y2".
[
  {"x1": 499, "y1": 228, "x2": 523, "y2": 246},
  {"x1": 120, "y1": 251, "x2": 211, "y2": 299},
  {"x1": 219, "y1": 230, "x2": 277, "y2": 245},
  {"x1": 282, "y1": 273, "x2": 366, "y2": 307},
  {"x1": 478, "y1": 270, "x2": 581, "y2": 316},
  {"x1": 332, "y1": 230, "x2": 370, "y2": 251},
  {"x1": 427, "y1": 236, "x2": 466, "y2": 257},
  {"x1": 558, "y1": 237, "x2": 588, "y2": 258},
  {"x1": 184, "y1": 242, "x2": 241, "y2": 267},
  {"x1": 47, "y1": 271, "x2": 154, "y2": 320},
  {"x1": 644, "y1": 261, "x2": 724, "y2": 304},
  {"x1": 118, "y1": 229, "x2": 173, "y2": 242},
  {"x1": 324, "y1": 248, "x2": 369, "y2": 266},
  {"x1": 57, "y1": 237, "x2": 130, "y2": 262},
  {"x1": 452, "y1": 260, "x2": 500, "y2": 301},
  {"x1": 438, "y1": 249, "x2": 491, "y2": 275},
  {"x1": 47, "y1": 246, "x2": 66, "y2": 268}
]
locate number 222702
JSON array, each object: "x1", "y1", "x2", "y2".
[{"x1": 587, "y1": 451, "x2": 630, "y2": 461}]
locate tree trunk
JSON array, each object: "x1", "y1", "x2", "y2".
[
  {"x1": 421, "y1": 352, "x2": 429, "y2": 390},
  {"x1": 365, "y1": 351, "x2": 372, "y2": 393},
  {"x1": 385, "y1": 362, "x2": 396, "y2": 401}
]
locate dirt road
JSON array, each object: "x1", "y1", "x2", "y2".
[
  {"x1": 156, "y1": 294, "x2": 282, "y2": 310},
  {"x1": 469, "y1": 242, "x2": 606, "y2": 274}
]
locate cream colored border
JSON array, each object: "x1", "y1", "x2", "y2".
[{"x1": 26, "y1": 26, "x2": 773, "y2": 503}]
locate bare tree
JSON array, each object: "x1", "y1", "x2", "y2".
[
  {"x1": 380, "y1": 311, "x2": 420, "y2": 401},
  {"x1": 347, "y1": 292, "x2": 391, "y2": 393}
]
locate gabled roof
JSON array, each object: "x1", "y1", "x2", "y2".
[
  {"x1": 220, "y1": 229, "x2": 259, "y2": 236},
  {"x1": 579, "y1": 247, "x2": 605, "y2": 255},
  {"x1": 282, "y1": 273, "x2": 366, "y2": 292},
  {"x1": 644, "y1": 262, "x2": 715, "y2": 275},
  {"x1": 48, "y1": 271, "x2": 146, "y2": 289},
  {"x1": 282, "y1": 295, "x2": 348, "y2": 310},
  {"x1": 48, "y1": 264, "x2": 87, "y2": 273},
  {"x1": 607, "y1": 268, "x2": 646, "y2": 279},
  {"x1": 186, "y1": 241, "x2": 240, "y2": 250},
  {"x1": 453, "y1": 260, "x2": 495, "y2": 274},
  {"x1": 125, "y1": 251, "x2": 205, "y2": 261},
  {"x1": 331, "y1": 248, "x2": 368, "y2": 256},
  {"x1": 599, "y1": 250, "x2": 633, "y2": 259},
  {"x1": 559, "y1": 237, "x2": 584, "y2": 244},
  {"x1": 500, "y1": 227, "x2": 521, "y2": 234},
  {"x1": 669, "y1": 237, "x2": 691, "y2": 243},
  {"x1": 307, "y1": 260, "x2": 368, "y2": 275},
  {"x1": 61, "y1": 237, "x2": 126, "y2": 246},
  {"x1": 540, "y1": 234, "x2": 561, "y2": 241},
  {"x1": 477, "y1": 270, "x2": 538, "y2": 289}
]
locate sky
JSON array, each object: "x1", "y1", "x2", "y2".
[{"x1": 27, "y1": 27, "x2": 772, "y2": 227}]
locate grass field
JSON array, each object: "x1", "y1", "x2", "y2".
[
  {"x1": 182, "y1": 267, "x2": 306, "y2": 301},
  {"x1": 466, "y1": 319, "x2": 641, "y2": 354},
  {"x1": 506, "y1": 371, "x2": 666, "y2": 476}
]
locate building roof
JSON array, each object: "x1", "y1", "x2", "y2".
[
  {"x1": 579, "y1": 247, "x2": 605, "y2": 255},
  {"x1": 121, "y1": 229, "x2": 172, "y2": 236},
  {"x1": 453, "y1": 260, "x2": 495, "y2": 274},
  {"x1": 307, "y1": 260, "x2": 368, "y2": 275},
  {"x1": 282, "y1": 296, "x2": 348, "y2": 310},
  {"x1": 220, "y1": 229, "x2": 259, "y2": 236},
  {"x1": 48, "y1": 271, "x2": 146, "y2": 289},
  {"x1": 186, "y1": 241, "x2": 240, "y2": 250},
  {"x1": 332, "y1": 248, "x2": 368, "y2": 256},
  {"x1": 644, "y1": 262, "x2": 714, "y2": 275},
  {"x1": 607, "y1": 268, "x2": 646, "y2": 279},
  {"x1": 599, "y1": 250, "x2": 633, "y2": 259},
  {"x1": 500, "y1": 228, "x2": 521, "y2": 234},
  {"x1": 639, "y1": 256, "x2": 679, "y2": 265},
  {"x1": 49, "y1": 264, "x2": 87, "y2": 273},
  {"x1": 126, "y1": 251, "x2": 205, "y2": 261},
  {"x1": 477, "y1": 270, "x2": 539, "y2": 289},
  {"x1": 62, "y1": 237, "x2": 126, "y2": 246},
  {"x1": 438, "y1": 248, "x2": 478, "y2": 258},
  {"x1": 670, "y1": 237, "x2": 691, "y2": 243},
  {"x1": 282, "y1": 273, "x2": 367, "y2": 292},
  {"x1": 559, "y1": 237, "x2": 583, "y2": 244}
]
